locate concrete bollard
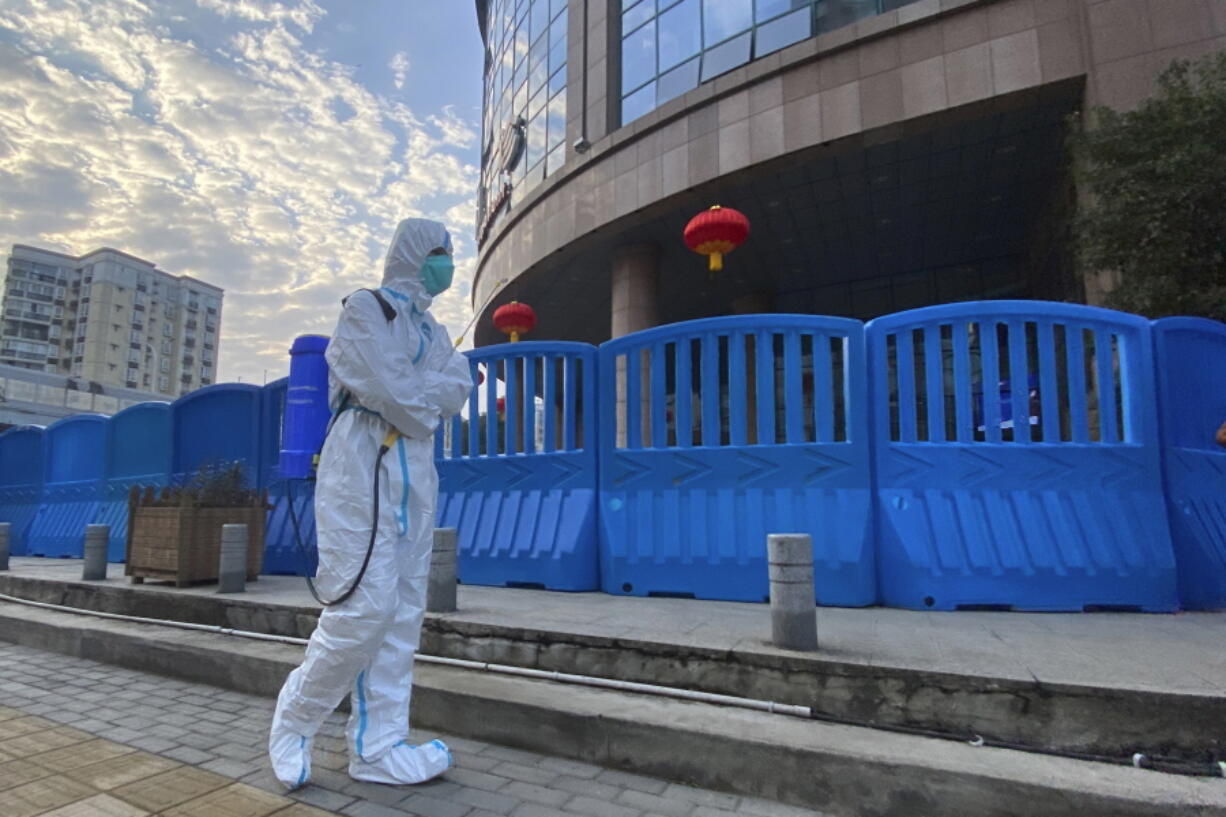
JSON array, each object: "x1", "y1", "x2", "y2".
[
  {"x1": 218, "y1": 524, "x2": 248, "y2": 594},
  {"x1": 768, "y1": 533, "x2": 818, "y2": 651},
  {"x1": 428, "y1": 527, "x2": 458, "y2": 613},
  {"x1": 0, "y1": 522, "x2": 9, "y2": 571},
  {"x1": 82, "y1": 524, "x2": 109, "y2": 581}
]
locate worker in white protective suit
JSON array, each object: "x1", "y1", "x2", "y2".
[{"x1": 269, "y1": 218, "x2": 473, "y2": 790}]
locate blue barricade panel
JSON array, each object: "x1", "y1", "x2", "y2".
[
  {"x1": 598, "y1": 315, "x2": 875, "y2": 605},
  {"x1": 171, "y1": 383, "x2": 263, "y2": 487},
  {"x1": 28, "y1": 414, "x2": 108, "y2": 558},
  {"x1": 0, "y1": 426, "x2": 45, "y2": 556},
  {"x1": 98, "y1": 402, "x2": 171, "y2": 562},
  {"x1": 1153, "y1": 317, "x2": 1226, "y2": 610},
  {"x1": 262, "y1": 377, "x2": 315, "y2": 576},
  {"x1": 436, "y1": 342, "x2": 600, "y2": 591},
  {"x1": 867, "y1": 301, "x2": 1177, "y2": 612}
]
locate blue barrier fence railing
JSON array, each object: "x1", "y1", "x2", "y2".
[
  {"x1": 0, "y1": 425, "x2": 46, "y2": 556},
  {"x1": 1, "y1": 302, "x2": 1223, "y2": 610},
  {"x1": 1152, "y1": 317, "x2": 1226, "y2": 610},
  {"x1": 436, "y1": 341, "x2": 600, "y2": 591},
  {"x1": 97, "y1": 402, "x2": 171, "y2": 562},
  {"x1": 27, "y1": 414, "x2": 108, "y2": 558},
  {"x1": 867, "y1": 301, "x2": 1178, "y2": 611},
  {"x1": 598, "y1": 315, "x2": 876, "y2": 605}
]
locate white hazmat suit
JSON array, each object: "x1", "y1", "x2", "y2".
[{"x1": 270, "y1": 218, "x2": 473, "y2": 789}]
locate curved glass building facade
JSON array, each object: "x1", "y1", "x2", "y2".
[{"x1": 478, "y1": 0, "x2": 568, "y2": 242}]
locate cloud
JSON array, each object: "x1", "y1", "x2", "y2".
[
  {"x1": 0, "y1": 0, "x2": 479, "y2": 387},
  {"x1": 389, "y1": 50, "x2": 410, "y2": 90}
]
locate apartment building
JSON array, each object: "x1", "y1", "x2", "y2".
[{"x1": 2, "y1": 245, "x2": 223, "y2": 398}]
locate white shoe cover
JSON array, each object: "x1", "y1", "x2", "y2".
[
  {"x1": 348, "y1": 739, "x2": 451, "y2": 785},
  {"x1": 269, "y1": 726, "x2": 312, "y2": 790}
]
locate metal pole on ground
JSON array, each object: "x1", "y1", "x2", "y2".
[
  {"x1": 428, "y1": 527, "x2": 458, "y2": 613},
  {"x1": 218, "y1": 524, "x2": 248, "y2": 594},
  {"x1": 82, "y1": 524, "x2": 109, "y2": 581},
  {"x1": 768, "y1": 533, "x2": 818, "y2": 651},
  {"x1": 0, "y1": 522, "x2": 9, "y2": 571}
]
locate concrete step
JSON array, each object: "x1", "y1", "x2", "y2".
[
  {"x1": 0, "y1": 600, "x2": 1222, "y2": 817},
  {"x1": 0, "y1": 570, "x2": 1221, "y2": 764}
]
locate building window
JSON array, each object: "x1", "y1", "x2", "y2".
[
  {"x1": 161, "y1": 339, "x2": 171, "y2": 355},
  {"x1": 159, "y1": 375, "x2": 169, "y2": 391},
  {"x1": 160, "y1": 358, "x2": 169, "y2": 373},
  {"x1": 618, "y1": 0, "x2": 909, "y2": 125}
]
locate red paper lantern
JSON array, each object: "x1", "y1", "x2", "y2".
[
  {"x1": 493, "y1": 300, "x2": 536, "y2": 343},
  {"x1": 683, "y1": 205, "x2": 750, "y2": 271}
]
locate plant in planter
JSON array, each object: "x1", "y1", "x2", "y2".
[{"x1": 125, "y1": 461, "x2": 268, "y2": 587}]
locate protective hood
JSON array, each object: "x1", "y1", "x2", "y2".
[{"x1": 381, "y1": 218, "x2": 453, "y2": 310}]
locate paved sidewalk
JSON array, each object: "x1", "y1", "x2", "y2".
[{"x1": 0, "y1": 643, "x2": 829, "y2": 817}]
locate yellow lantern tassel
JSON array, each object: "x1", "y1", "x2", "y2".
[{"x1": 709, "y1": 251, "x2": 723, "y2": 271}]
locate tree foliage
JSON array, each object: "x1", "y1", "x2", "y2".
[{"x1": 1071, "y1": 53, "x2": 1226, "y2": 321}]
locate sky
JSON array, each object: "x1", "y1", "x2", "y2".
[{"x1": 0, "y1": 0, "x2": 486, "y2": 385}]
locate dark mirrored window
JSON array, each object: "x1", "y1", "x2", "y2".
[{"x1": 619, "y1": 0, "x2": 927, "y2": 125}]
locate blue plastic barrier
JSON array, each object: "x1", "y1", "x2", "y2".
[
  {"x1": 263, "y1": 377, "x2": 314, "y2": 575},
  {"x1": 867, "y1": 301, "x2": 1177, "y2": 611},
  {"x1": 171, "y1": 383, "x2": 263, "y2": 487},
  {"x1": 1152, "y1": 317, "x2": 1226, "y2": 610},
  {"x1": 598, "y1": 315, "x2": 876, "y2": 605},
  {"x1": 27, "y1": 414, "x2": 108, "y2": 558},
  {"x1": 0, "y1": 425, "x2": 45, "y2": 556},
  {"x1": 436, "y1": 342, "x2": 600, "y2": 590},
  {"x1": 97, "y1": 402, "x2": 171, "y2": 561}
]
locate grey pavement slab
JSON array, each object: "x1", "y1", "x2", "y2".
[{"x1": 0, "y1": 642, "x2": 829, "y2": 817}]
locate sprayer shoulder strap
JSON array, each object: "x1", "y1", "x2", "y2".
[{"x1": 342, "y1": 288, "x2": 397, "y2": 323}]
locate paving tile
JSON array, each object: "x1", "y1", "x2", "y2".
[
  {"x1": 564, "y1": 795, "x2": 642, "y2": 817},
  {"x1": 288, "y1": 783, "x2": 355, "y2": 812},
  {"x1": 509, "y1": 805, "x2": 573, "y2": 817},
  {"x1": 163, "y1": 745, "x2": 218, "y2": 765},
  {"x1": 735, "y1": 797, "x2": 828, "y2": 817},
  {"x1": 161, "y1": 781, "x2": 293, "y2": 817},
  {"x1": 0, "y1": 715, "x2": 54, "y2": 739},
  {"x1": 341, "y1": 800, "x2": 408, "y2": 817},
  {"x1": 64, "y1": 751, "x2": 180, "y2": 790},
  {"x1": 595, "y1": 769, "x2": 668, "y2": 795},
  {"x1": 502, "y1": 780, "x2": 569, "y2": 808},
  {"x1": 0, "y1": 774, "x2": 98, "y2": 817},
  {"x1": 616, "y1": 789, "x2": 693, "y2": 817},
  {"x1": 551, "y1": 776, "x2": 620, "y2": 800},
  {"x1": 39, "y1": 792, "x2": 152, "y2": 817},
  {"x1": 537, "y1": 759, "x2": 603, "y2": 779},
  {"x1": 30, "y1": 737, "x2": 136, "y2": 773},
  {"x1": 400, "y1": 791, "x2": 473, "y2": 817},
  {"x1": 490, "y1": 762, "x2": 558, "y2": 786},
  {"x1": 452, "y1": 784, "x2": 521, "y2": 814},
  {"x1": 0, "y1": 757, "x2": 56, "y2": 791},
  {"x1": 661, "y1": 786, "x2": 739, "y2": 809},
  {"x1": 127, "y1": 736, "x2": 178, "y2": 754},
  {"x1": 202, "y1": 757, "x2": 260, "y2": 778},
  {"x1": 272, "y1": 804, "x2": 340, "y2": 817},
  {"x1": 447, "y1": 766, "x2": 511, "y2": 792},
  {"x1": 111, "y1": 766, "x2": 233, "y2": 812}
]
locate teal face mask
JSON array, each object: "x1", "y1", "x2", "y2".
[{"x1": 420, "y1": 255, "x2": 454, "y2": 296}]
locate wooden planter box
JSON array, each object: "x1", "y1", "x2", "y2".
[{"x1": 125, "y1": 487, "x2": 267, "y2": 587}]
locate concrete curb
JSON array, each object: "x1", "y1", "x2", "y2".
[
  {"x1": 0, "y1": 601, "x2": 1223, "y2": 817},
  {"x1": 1, "y1": 572, "x2": 1221, "y2": 762}
]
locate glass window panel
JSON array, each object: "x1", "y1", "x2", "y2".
[
  {"x1": 549, "y1": 62, "x2": 567, "y2": 97},
  {"x1": 531, "y1": 0, "x2": 550, "y2": 41},
  {"x1": 657, "y1": 55, "x2": 700, "y2": 104},
  {"x1": 702, "y1": 0, "x2": 752, "y2": 45},
  {"x1": 527, "y1": 111, "x2": 546, "y2": 167},
  {"x1": 529, "y1": 86, "x2": 546, "y2": 119},
  {"x1": 700, "y1": 30, "x2": 751, "y2": 80},
  {"x1": 515, "y1": 79, "x2": 528, "y2": 116},
  {"x1": 551, "y1": 0, "x2": 567, "y2": 19},
  {"x1": 623, "y1": 0, "x2": 655, "y2": 33},
  {"x1": 621, "y1": 21, "x2": 656, "y2": 93},
  {"x1": 547, "y1": 90, "x2": 566, "y2": 148},
  {"x1": 755, "y1": 6, "x2": 810, "y2": 55},
  {"x1": 622, "y1": 0, "x2": 640, "y2": 9},
  {"x1": 550, "y1": 9, "x2": 568, "y2": 44},
  {"x1": 546, "y1": 143, "x2": 565, "y2": 175},
  {"x1": 621, "y1": 80, "x2": 656, "y2": 124},
  {"x1": 756, "y1": 0, "x2": 808, "y2": 23},
  {"x1": 530, "y1": 32, "x2": 547, "y2": 69},
  {"x1": 550, "y1": 35, "x2": 566, "y2": 74},
  {"x1": 530, "y1": 46, "x2": 549, "y2": 96},
  {"x1": 514, "y1": 23, "x2": 528, "y2": 67},
  {"x1": 815, "y1": 0, "x2": 876, "y2": 34},
  {"x1": 658, "y1": 0, "x2": 700, "y2": 72}
]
